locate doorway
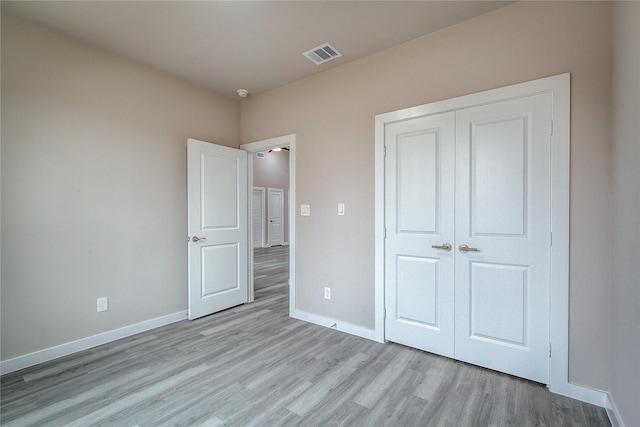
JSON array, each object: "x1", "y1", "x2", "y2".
[{"x1": 240, "y1": 135, "x2": 296, "y2": 310}]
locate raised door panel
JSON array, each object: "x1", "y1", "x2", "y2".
[
  {"x1": 396, "y1": 255, "x2": 439, "y2": 328},
  {"x1": 201, "y1": 243, "x2": 240, "y2": 296},
  {"x1": 471, "y1": 117, "x2": 527, "y2": 237},
  {"x1": 201, "y1": 154, "x2": 239, "y2": 230},
  {"x1": 397, "y1": 131, "x2": 439, "y2": 234},
  {"x1": 469, "y1": 262, "x2": 528, "y2": 346}
]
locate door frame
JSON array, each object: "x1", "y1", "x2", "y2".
[
  {"x1": 267, "y1": 188, "x2": 285, "y2": 247},
  {"x1": 252, "y1": 186, "x2": 266, "y2": 248},
  {"x1": 375, "y1": 74, "x2": 601, "y2": 404},
  {"x1": 241, "y1": 134, "x2": 296, "y2": 310}
]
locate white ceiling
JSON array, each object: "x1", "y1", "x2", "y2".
[{"x1": 2, "y1": 1, "x2": 511, "y2": 99}]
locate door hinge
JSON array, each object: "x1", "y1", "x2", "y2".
[
  {"x1": 383, "y1": 227, "x2": 387, "y2": 238},
  {"x1": 550, "y1": 120, "x2": 554, "y2": 135},
  {"x1": 384, "y1": 308, "x2": 387, "y2": 320},
  {"x1": 550, "y1": 232, "x2": 553, "y2": 247},
  {"x1": 549, "y1": 343, "x2": 552, "y2": 358},
  {"x1": 383, "y1": 146, "x2": 387, "y2": 157}
]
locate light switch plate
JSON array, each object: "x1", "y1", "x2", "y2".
[
  {"x1": 338, "y1": 203, "x2": 345, "y2": 215},
  {"x1": 301, "y1": 205, "x2": 310, "y2": 216},
  {"x1": 97, "y1": 297, "x2": 108, "y2": 312}
]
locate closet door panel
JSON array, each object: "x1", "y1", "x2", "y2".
[
  {"x1": 384, "y1": 112, "x2": 455, "y2": 358},
  {"x1": 454, "y1": 93, "x2": 551, "y2": 384}
]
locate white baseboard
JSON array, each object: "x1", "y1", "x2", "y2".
[
  {"x1": 0, "y1": 311, "x2": 188, "y2": 375},
  {"x1": 3, "y1": 307, "x2": 622, "y2": 425},
  {"x1": 291, "y1": 308, "x2": 382, "y2": 343},
  {"x1": 549, "y1": 380, "x2": 608, "y2": 408},
  {"x1": 289, "y1": 309, "x2": 613, "y2": 408},
  {"x1": 293, "y1": 310, "x2": 616, "y2": 414},
  {"x1": 606, "y1": 392, "x2": 625, "y2": 427}
]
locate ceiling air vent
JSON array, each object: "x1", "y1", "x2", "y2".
[{"x1": 303, "y1": 43, "x2": 342, "y2": 65}]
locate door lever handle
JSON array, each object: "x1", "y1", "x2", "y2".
[
  {"x1": 191, "y1": 236, "x2": 206, "y2": 242},
  {"x1": 458, "y1": 244, "x2": 479, "y2": 253},
  {"x1": 431, "y1": 243, "x2": 452, "y2": 252}
]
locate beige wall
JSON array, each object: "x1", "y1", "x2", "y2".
[
  {"x1": 253, "y1": 150, "x2": 290, "y2": 245},
  {"x1": 1, "y1": 13, "x2": 240, "y2": 360},
  {"x1": 241, "y1": 1, "x2": 614, "y2": 391},
  {"x1": 611, "y1": 2, "x2": 640, "y2": 425}
]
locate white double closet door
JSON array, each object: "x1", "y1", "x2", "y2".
[{"x1": 384, "y1": 93, "x2": 551, "y2": 384}]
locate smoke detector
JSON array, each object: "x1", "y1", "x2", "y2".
[
  {"x1": 303, "y1": 43, "x2": 342, "y2": 65},
  {"x1": 237, "y1": 89, "x2": 249, "y2": 98}
]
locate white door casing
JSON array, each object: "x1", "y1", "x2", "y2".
[
  {"x1": 187, "y1": 139, "x2": 248, "y2": 320},
  {"x1": 377, "y1": 79, "x2": 552, "y2": 383},
  {"x1": 384, "y1": 111, "x2": 456, "y2": 358},
  {"x1": 268, "y1": 188, "x2": 284, "y2": 247},
  {"x1": 252, "y1": 187, "x2": 266, "y2": 248}
]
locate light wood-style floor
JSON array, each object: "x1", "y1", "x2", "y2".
[{"x1": 1, "y1": 245, "x2": 610, "y2": 426}]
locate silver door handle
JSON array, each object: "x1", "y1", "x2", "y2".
[
  {"x1": 191, "y1": 236, "x2": 206, "y2": 242},
  {"x1": 458, "y1": 244, "x2": 479, "y2": 253},
  {"x1": 431, "y1": 243, "x2": 452, "y2": 252}
]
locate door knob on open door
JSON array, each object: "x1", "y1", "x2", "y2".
[
  {"x1": 431, "y1": 243, "x2": 452, "y2": 252},
  {"x1": 191, "y1": 236, "x2": 206, "y2": 242},
  {"x1": 458, "y1": 244, "x2": 479, "y2": 253}
]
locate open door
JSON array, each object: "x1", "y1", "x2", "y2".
[{"x1": 187, "y1": 138, "x2": 248, "y2": 320}]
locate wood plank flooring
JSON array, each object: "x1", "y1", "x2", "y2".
[{"x1": 1, "y1": 245, "x2": 610, "y2": 426}]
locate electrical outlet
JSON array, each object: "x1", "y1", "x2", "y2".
[
  {"x1": 97, "y1": 297, "x2": 108, "y2": 312},
  {"x1": 324, "y1": 287, "x2": 331, "y2": 300}
]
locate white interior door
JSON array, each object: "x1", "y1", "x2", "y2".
[
  {"x1": 384, "y1": 93, "x2": 551, "y2": 384},
  {"x1": 187, "y1": 138, "x2": 248, "y2": 320},
  {"x1": 252, "y1": 187, "x2": 265, "y2": 248},
  {"x1": 454, "y1": 94, "x2": 551, "y2": 383},
  {"x1": 267, "y1": 188, "x2": 284, "y2": 247},
  {"x1": 384, "y1": 112, "x2": 456, "y2": 358}
]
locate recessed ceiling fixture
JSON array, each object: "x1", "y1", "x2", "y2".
[
  {"x1": 237, "y1": 89, "x2": 249, "y2": 98},
  {"x1": 303, "y1": 43, "x2": 342, "y2": 65}
]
